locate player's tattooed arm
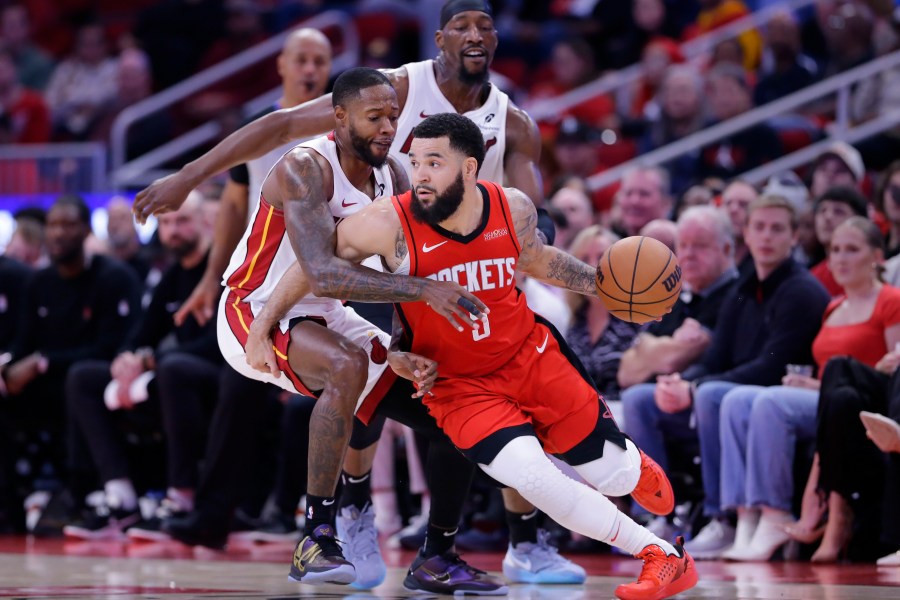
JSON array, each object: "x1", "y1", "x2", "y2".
[
  {"x1": 509, "y1": 187, "x2": 598, "y2": 297},
  {"x1": 279, "y1": 152, "x2": 426, "y2": 302}
]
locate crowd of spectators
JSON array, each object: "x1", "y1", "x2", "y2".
[{"x1": 2, "y1": 0, "x2": 900, "y2": 570}]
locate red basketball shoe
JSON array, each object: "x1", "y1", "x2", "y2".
[
  {"x1": 616, "y1": 536, "x2": 698, "y2": 600},
  {"x1": 631, "y1": 450, "x2": 675, "y2": 516}
]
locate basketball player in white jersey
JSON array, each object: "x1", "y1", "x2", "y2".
[{"x1": 134, "y1": 0, "x2": 583, "y2": 585}]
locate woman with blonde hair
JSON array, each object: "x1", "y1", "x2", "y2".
[{"x1": 564, "y1": 226, "x2": 642, "y2": 408}]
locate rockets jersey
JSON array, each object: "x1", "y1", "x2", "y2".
[
  {"x1": 391, "y1": 181, "x2": 534, "y2": 378},
  {"x1": 223, "y1": 132, "x2": 394, "y2": 318},
  {"x1": 392, "y1": 60, "x2": 508, "y2": 184}
]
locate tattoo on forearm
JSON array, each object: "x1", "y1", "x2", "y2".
[
  {"x1": 546, "y1": 252, "x2": 597, "y2": 296},
  {"x1": 283, "y1": 152, "x2": 427, "y2": 303}
]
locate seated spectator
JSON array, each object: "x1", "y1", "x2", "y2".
[
  {"x1": 549, "y1": 186, "x2": 595, "y2": 250},
  {"x1": 638, "y1": 65, "x2": 705, "y2": 197},
  {"x1": 623, "y1": 195, "x2": 829, "y2": 559},
  {"x1": 674, "y1": 185, "x2": 714, "y2": 219},
  {"x1": 858, "y1": 378, "x2": 900, "y2": 565},
  {"x1": 552, "y1": 119, "x2": 609, "y2": 212},
  {"x1": 44, "y1": 23, "x2": 118, "y2": 140},
  {"x1": 718, "y1": 217, "x2": 900, "y2": 562},
  {"x1": 3, "y1": 217, "x2": 45, "y2": 268},
  {"x1": 0, "y1": 253, "x2": 31, "y2": 353},
  {"x1": 564, "y1": 226, "x2": 641, "y2": 403},
  {"x1": 809, "y1": 141, "x2": 865, "y2": 199},
  {"x1": 626, "y1": 38, "x2": 685, "y2": 121},
  {"x1": 874, "y1": 161, "x2": 900, "y2": 260},
  {"x1": 0, "y1": 4, "x2": 54, "y2": 91},
  {"x1": 640, "y1": 218, "x2": 678, "y2": 251},
  {"x1": 101, "y1": 197, "x2": 153, "y2": 286},
  {"x1": 610, "y1": 166, "x2": 673, "y2": 237},
  {"x1": 0, "y1": 195, "x2": 141, "y2": 517},
  {"x1": 719, "y1": 180, "x2": 759, "y2": 271},
  {"x1": 90, "y1": 49, "x2": 173, "y2": 161},
  {"x1": 852, "y1": 17, "x2": 900, "y2": 170},
  {"x1": 0, "y1": 48, "x2": 50, "y2": 143},
  {"x1": 619, "y1": 205, "x2": 738, "y2": 390},
  {"x1": 807, "y1": 186, "x2": 869, "y2": 297},
  {"x1": 754, "y1": 11, "x2": 818, "y2": 106},
  {"x1": 818, "y1": 0, "x2": 874, "y2": 77},
  {"x1": 63, "y1": 192, "x2": 220, "y2": 538},
  {"x1": 614, "y1": 0, "x2": 689, "y2": 68},
  {"x1": 696, "y1": 64, "x2": 783, "y2": 182},
  {"x1": 685, "y1": 0, "x2": 762, "y2": 70}
]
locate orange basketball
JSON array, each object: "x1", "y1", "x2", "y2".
[{"x1": 595, "y1": 236, "x2": 682, "y2": 324}]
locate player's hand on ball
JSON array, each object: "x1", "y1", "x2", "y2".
[
  {"x1": 132, "y1": 172, "x2": 194, "y2": 224},
  {"x1": 421, "y1": 280, "x2": 489, "y2": 332},
  {"x1": 246, "y1": 320, "x2": 280, "y2": 378},
  {"x1": 388, "y1": 351, "x2": 438, "y2": 397}
]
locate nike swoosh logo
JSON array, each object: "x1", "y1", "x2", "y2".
[
  {"x1": 341, "y1": 199, "x2": 356, "y2": 207},
  {"x1": 419, "y1": 110, "x2": 431, "y2": 118},
  {"x1": 442, "y1": 527, "x2": 459, "y2": 537},
  {"x1": 610, "y1": 523, "x2": 621, "y2": 543},
  {"x1": 536, "y1": 333, "x2": 549, "y2": 354},
  {"x1": 520, "y1": 510, "x2": 538, "y2": 521},
  {"x1": 322, "y1": 499, "x2": 335, "y2": 506},
  {"x1": 422, "y1": 241, "x2": 448, "y2": 253},
  {"x1": 347, "y1": 475, "x2": 369, "y2": 484}
]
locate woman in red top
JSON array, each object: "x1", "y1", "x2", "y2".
[{"x1": 716, "y1": 217, "x2": 900, "y2": 562}]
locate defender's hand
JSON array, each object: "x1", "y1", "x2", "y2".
[
  {"x1": 421, "y1": 281, "x2": 489, "y2": 332},
  {"x1": 133, "y1": 172, "x2": 194, "y2": 224},
  {"x1": 387, "y1": 351, "x2": 438, "y2": 397},
  {"x1": 175, "y1": 275, "x2": 221, "y2": 326},
  {"x1": 246, "y1": 320, "x2": 280, "y2": 378}
]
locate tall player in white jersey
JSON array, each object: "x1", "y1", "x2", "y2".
[{"x1": 134, "y1": 0, "x2": 583, "y2": 586}]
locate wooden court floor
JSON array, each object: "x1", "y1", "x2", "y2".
[{"x1": 0, "y1": 536, "x2": 897, "y2": 599}]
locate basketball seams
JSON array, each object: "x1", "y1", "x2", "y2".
[
  {"x1": 632, "y1": 250, "x2": 673, "y2": 295},
  {"x1": 628, "y1": 237, "x2": 643, "y2": 322}
]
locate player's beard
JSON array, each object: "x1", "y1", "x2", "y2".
[
  {"x1": 349, "y1": 126, "x2": 388, "y2": 168},
  {"x1": 458, "y1": 59, "x2": 489, "y2": 85},
  {"x1": 411, "y1": 172, "x2": 466, "y2": 225}
]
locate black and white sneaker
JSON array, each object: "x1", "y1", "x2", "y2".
[
  {"x1": 127, "y1": 499, "x2": 188, "y2": 542},
  {"x1": 230, "y1": 510, "x2": 300, "y2": 544},
  {"x1": 63, "y1": 503, "x2": 141, "y2": 541}
]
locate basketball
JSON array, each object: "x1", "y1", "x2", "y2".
[{"x1": 595, "y1": 236, "x2": 682, "y2": 324}]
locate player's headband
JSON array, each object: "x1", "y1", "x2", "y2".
[{"x1": 440, "y1": 0, "x2": 493, "y2": 29}]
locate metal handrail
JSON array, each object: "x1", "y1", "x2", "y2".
[
  {"x1": 0, "y1": 142, "x2": 107, "y2": 191},
  {"x1": 525, "y1": 0, "x2": 815, "y2": 121},
  {"x1": 584, "y1": 49, "x2": 900, "y2": 192},
  {"x1": 109, "y1": 10, "x2": 359, "y2": 179},
  {"x1": 739, "y1": 108, "x2": 900, "y2": 186}
]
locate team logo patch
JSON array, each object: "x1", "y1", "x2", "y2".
[{"x1": 370, "y1": 337, "x2": 387, "y2": 365}]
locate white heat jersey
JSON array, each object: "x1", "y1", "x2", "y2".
[
  {"x1": 222, "y1": 132, "x2": 395, "y2": 321},
  {"x1": 246, "y1": 138, "x2": 302, "y2": 218},
  {"x1": 392, "y1": 60, "x2": 508, "y2": 183}
]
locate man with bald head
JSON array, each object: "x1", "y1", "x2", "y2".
[{"x1": 64, "y1": 190, "x2": 221, "y2": 539}]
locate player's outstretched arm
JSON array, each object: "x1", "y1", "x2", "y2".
[
  {"x1": 509, "y1": 187, "x2": 598, "y2": 297},
  {"x1": 132, "y1": 96, "x2": 336, "y2": 223}
]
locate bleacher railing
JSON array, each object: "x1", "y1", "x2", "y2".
[
  {"x1": 0, "y1": 142, "x2": 107, "y2": 194},
  {"x1": 584, "y1": 49, "x2": 900, "y2": 193},
  {"x1": 109, "y1": 10, "x2": 359, "y2": 190},
  {"x1": 524, "y1": 0, "x2": 815, "y2": 122}
]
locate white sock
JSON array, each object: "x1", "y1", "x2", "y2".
[
  {"x1": 104, "y1": 478, "x2": 137, "y2": 511},
  {"x1": 479, "y1": 436, "x2": 677, "y2": 556}
]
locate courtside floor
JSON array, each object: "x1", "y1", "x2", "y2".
[{"x1": 0, "y1": 537, "x2": 897, "y2": 599}]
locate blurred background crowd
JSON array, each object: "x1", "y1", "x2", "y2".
[{"x1": 2, "y1": 0, "x2": 900, "y2": 570}]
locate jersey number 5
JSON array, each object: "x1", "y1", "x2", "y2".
[{"x1": 472, "y1": 314, "x2": 491, "y2": 341}]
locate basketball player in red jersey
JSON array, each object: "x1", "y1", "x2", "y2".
[
  {"x1": 249, "y1": 114, "x2": 697, "y2": 600},
  {"x1": 135, "y1": 0, "x2": 581, "y2": 585}
]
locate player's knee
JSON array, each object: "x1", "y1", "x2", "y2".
[
  {"x1": 327, "y1": 345, "x2": 369, "y2": 393},
  {"x1": 577, "y1": 439, "x2": 641, "y2": 497}
]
